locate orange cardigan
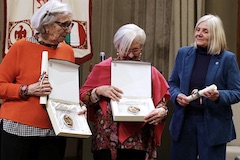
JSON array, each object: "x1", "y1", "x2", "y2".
[{"x1": 0, "y1": 38, "x2": 75, "y2": 129}]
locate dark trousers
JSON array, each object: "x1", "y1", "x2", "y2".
[
  {"x1": 0, "y1": 129, "x2": 66, "y2": 160},
  {"x1": 171, "y1": 113, "x2": 226, "y2": 160},
  {"x1": 93, "y1": 149, "x2": 147, "y2": 160}
]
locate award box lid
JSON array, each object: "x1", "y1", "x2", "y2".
[
  {"x1": 48, "y1": 59, "x2": 80, "y2": 104},
  {"x1": 111, "y1": 60, "x2": 152, "y2": 98}
]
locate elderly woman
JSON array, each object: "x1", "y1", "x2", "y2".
[
  {"x1": 80, "y1": 24, "x2": 170, "y2": 160},
  {"x1": 0, "y1": 1, "x2": 80, "y2": 159},
  {"x1": 168, "y1": 14, "x2": 240, "y2": 160}
]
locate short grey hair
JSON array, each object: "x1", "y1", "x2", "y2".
[
  {"x1": 31, "y1": 0, "x2": 72, "y2": 34},
  {"x1": 113, "y1": 24, "x2": 146, "y2": 54},
  {"x1": 193, "y1": 14, "x2": 227, "y2": 55}
]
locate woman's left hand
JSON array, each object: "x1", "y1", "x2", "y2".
[
  {"x1": 144, "y1": 107, "x2": 168, "y2": 125},
  {"x1": 77, "y1": 104, "x2": 87, "y2": 118}
]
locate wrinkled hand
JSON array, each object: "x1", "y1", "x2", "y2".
[
  {"x1": 176, "y1": 93, "x2": 189, "y2": 106},
  {"x1": 78, "y1": 104, "x2": 87, "y2": 118},
  {"x1": 28, "y1": 81, "x2": 52, "y2": 97},
  {"x1": 202, "y1": 89, "x2": 219, "y2": 101},
  {"x1": 96, "y1": 85, "x2": 123, "y2": 101},
  {"x1": 144, "y1": 107, "x2": 167, "y2": 125}
]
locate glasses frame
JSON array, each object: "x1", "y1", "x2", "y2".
[
  {"x1": 126, "y1": 47, "x2": 142, "y2": 55},
  {"x1": 55, "y1": 21, "x2": 74, "y2": 30}
]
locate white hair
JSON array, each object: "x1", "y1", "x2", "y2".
[
  {"x1": 113, "y1": 24, "x2": 146, "y2": 54},
  {"x1": 31, "y1": 0, "x2": 72, "y2": 33}
]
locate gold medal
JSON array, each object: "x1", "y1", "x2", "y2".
[
  {"x1": 63, "y1": 114, "x2": 73, "y2": 128},
  {"x1": 127, "y1": 106, "x2": 140, "y2": 114}
]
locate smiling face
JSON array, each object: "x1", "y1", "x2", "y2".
[
  {"x1": 44, "y1": 13, "x2": 73, "y2": 44},
  {"x1": 194, "y1": 21, "x2": 210, "y2": 48}
]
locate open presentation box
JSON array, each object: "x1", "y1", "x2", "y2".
[
  {"x1": 111, "y1": 60, "x2": 155, "y2": 122},
  {"x1": 46, "y1": 59, "x2": 92, "y2": 138}
]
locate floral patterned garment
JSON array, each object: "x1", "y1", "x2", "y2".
[{"x1": 91, "y1": 102, "x2": 157, "y2": 160}]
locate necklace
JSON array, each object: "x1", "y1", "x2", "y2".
[
  {"x1": 38, "y1": 41, "x2": 59, "y2": 49},
  {"x1": 34, "y1": 33, "x2": 59, "y2": 49}
]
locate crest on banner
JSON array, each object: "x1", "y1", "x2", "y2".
[{"x1": 3, "y1": 0, "x2": 92, "y2": 64}]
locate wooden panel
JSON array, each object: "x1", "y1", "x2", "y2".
[{"x1": 80, "y1": 0, "x2": 172, "y2": 82}]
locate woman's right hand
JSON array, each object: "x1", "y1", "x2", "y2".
[
  {"x1": 176, "y1": 93, "x2": 189, "y2": 106},
  {"x1": 95, "y1": 85, "x2": 123, "y2": 102},
  {"x1": 27, "y1": 80, "x2": 52, "y2": 97}
]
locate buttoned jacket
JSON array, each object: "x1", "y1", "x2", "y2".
[{"x1": 168, "y1": 46, "x2": 240, "y2": 146}]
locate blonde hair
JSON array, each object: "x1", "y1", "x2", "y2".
[
  {"x1": 193, "y1": 14, "x2": 227, "y2": 55},
  {"x1": 113, "y1": 24, "x2": 146, "y2": 54}
]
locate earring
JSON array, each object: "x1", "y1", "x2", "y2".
[{"x1": 138, "y1": 53, "x2": 142, "y2": 60}]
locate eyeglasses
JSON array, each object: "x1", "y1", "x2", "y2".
[
  {"x1": 127, "y1": 47, "x2": 142, "y2": 55},
  {"x1": 55, "y1": 21, "x2": 74, "y2": 30}
]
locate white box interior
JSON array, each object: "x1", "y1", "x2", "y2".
[
  {"x1": 111, "y1": 60, "x2": 155, "y2": 121},
  {"x1": 47, "y1": 99, "x2": 92, "y2": 138},
  {"x1": 47, "y1": 59, "x2": 92, "y2": 138}
]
